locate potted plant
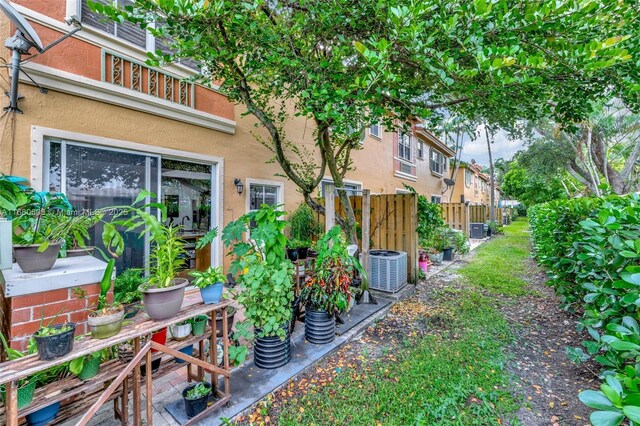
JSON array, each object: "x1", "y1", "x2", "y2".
[
  {"x1": 9, "y1": 186, "x2": 77, "y2": 273},
  {"x1": 114, "y1": 268, "x2": 144, "y2": 319},
  {"x1": 301, "y1": 226, "x2": 352, "y2": 345},
  {"x1": 288, "y1": 203, "x2": 317, "y2": 259},
  {"x1": 285, "y1": 240, "x2": 299, "y2": 261},
  {"x1": 213, "y1": 307, "x2": 236, "y2": 337},
  {"x1": 33, "y1": 309, "x2": 77, "y2": 360},
  {"x1": 175, "y1": 344, "x2": 194, "y2": 364},
  {"x1": 170, "y1": 320, "x2": 192, "y2": 341},
  {"x1": 69, "y1": 349, "x2": 107, "y2": 381},
  {"x1": 106, "y1": 192, "x2": 189, "y2": 321},
  {"x1": 0, "y1": 334, "x2": 70, "y2": 422},
  {"x1": 182, "y1": 382, "x2": 212, "y2": 418},
  {"x1": 190, "y1": 315, "x2": 208, "y2": 336},
  {"x1": 190, "y1": 266, "x2": 226, "y2": 304},
  {"x1": 83, "y1": 259, "x2": 125, "y2": 339},
  {"x1": 426, "y1": 227, "x2": 448, "y2": 266},
  {"x1": 222, "y1": 204, "x2": 294, "y2": 369}
]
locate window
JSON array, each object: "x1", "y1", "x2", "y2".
[
  {"x1": 418, "y1": 141, "x2": 424, "y2": 159},
  {"x1": 431, "y1": 195, "x2": 442, "y2": 204},
  {"x1": 369, "y1": 124, "x2": 382, "y2": 139},
  {"x1": 429, "y1": 148, "x2": 446, "y2": 175},
  {"x1": 465, "y1": 169, "x2": 472, "y2": 187},
  {"x1": 82, "y1": 0, "x2": 146, "y2": 48},
  {"x1": 249, "y1": 184, "x2": 281, "y2": 211},
  {"x1": 481, "y1": 180, "x2": 486, "y2": 193},
  {"x1": 474, "y1": 176, "x2": 479, "y2": 189},
  {"x1": 82, "y1": 0, "x2": 199, "y2": 70},
  {"x1": 45, "y1": 139, "x2": 215, "y2": 273},
  {"x1": 398, "y1": 132, "x2": 412, "y2": 161},
  {"x1": 321, "y1": 180, "x2": 361, "y2": 197}
]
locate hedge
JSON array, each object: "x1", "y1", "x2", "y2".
[{"x1": 529, "y1": 194, "x2": 640, "y2": 425}]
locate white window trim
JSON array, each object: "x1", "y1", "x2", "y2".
[
  {"x1": 320, "y1": 177, "x2": 363, "y2": 197},
  {"x1": 369, "y1": 124, "x2": 382, "y2": 140},
  {"x1": 417, "y1": 140, "x2": 424, "y2": 160},
  {"x1": 394, "y1": 170, "x2": 417, "y2": 182},
  {"x1": 465, "y1": 169, "x2": 473, "y2": 188},
  {"x1": 245, "y1": 178, "x2": 285, "y2": 213},
  {"x1": 30, "y1": 125, "x2": 225, "y2": 268},
  {"x1": 398, "y1": 132, "x2": 412, "y2": 162},
  {"x1": 395, "y1": 188, "x2": 412, "y2": 194}
]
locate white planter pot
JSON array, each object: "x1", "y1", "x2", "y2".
[{"x1": 170, "y1": 322, "x2": 192, "y2": 341}]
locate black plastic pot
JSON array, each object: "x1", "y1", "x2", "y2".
[
  {"x1": 289, "y1": 297, "x2": 301, "y2": 334},
  {"x1": 254, "y1": 330, "x2": 291, "y2": 369},
  {"x1": 212, "y1": 311, "x2": 235, "y2": 337},
  {"x1": 298, "y1": 247, "x2": 309, "y2": 260},
  {"x1": 286, "y1": 248, "x2": 299, "y2": 261},
  {"x1": 34, "y1": 323, "x2": 76, "y2": 361},
  {"x1": 182, "y1": 382, "x2": 211, "y2": 418},
  {"x1": 443, "y1": 247, "x2": 454, "y2": 262},
  {"x1": 305, "y1": 309, "x2": 336, "y2": 344}
]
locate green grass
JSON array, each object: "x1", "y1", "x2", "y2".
[
  {"x1": 271, "y1": 219, "x2": 534, "y2": 425},
  {"x1": 277, "y1": 291, "x2": 520, "y2": 426},
  {"x1": 458, "y1": 219, "x2": 532, "y2": 296}
]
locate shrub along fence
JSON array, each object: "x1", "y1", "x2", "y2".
[{"x1": 529, "y1": 194, "x2": 640, "y2": 425}]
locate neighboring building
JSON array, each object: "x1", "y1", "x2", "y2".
[
  {"x1": 1, "y1": 1, "x2": 455, "y2": 273},
  {"x1": 449, "y1": 162, "x2": 487, "y2": 205}
]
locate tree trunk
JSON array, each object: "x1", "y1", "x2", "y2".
[{"x1": 484, "y1": 125, "x2": 495, "y2": 222}]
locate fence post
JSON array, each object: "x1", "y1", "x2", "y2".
[
  {"x1": 362, "y1": 190, "x2": 370, "y2": 285},
  {"x1": 325, "y1": 184, "x2": 335, "y2": 231}
]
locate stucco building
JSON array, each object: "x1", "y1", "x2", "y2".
[{"x1": 1, "y1": 0, "x2": 455, "y2": 274}]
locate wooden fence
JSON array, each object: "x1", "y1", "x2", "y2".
[
  {"x1": 313, "y1": 193, "x2": 418, "y2": 283},
  {"x1": 443, "y1": 203, "x2": 508, "y2": 235}
]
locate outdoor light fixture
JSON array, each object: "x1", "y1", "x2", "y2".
[{"x1": 234, "y1": 178, "x2": 244, "y2": 195}]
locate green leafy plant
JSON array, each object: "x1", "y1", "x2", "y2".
[
  {"x1": 452, "y1": 230, "x2": 470, "y2": 254},
  {"x1": 288, "y1": 203, "x2": 318, "y2": 243},
  {"x1": 185, "y1": 383, "x2": 211, "y2": 400},
  {"x1": 195, "y1": 227, "x2": 218, "y2": 250},
  {"x1": 69, "y1": 350, "x2": 108, "y2": 376},
  {"x1": 425, "y1": 226, "x2": 449, "y2": 253},
  {"x1": 222, "y1": 204, "x2": 293, "y2": 340},
  {"x1": 62, "y1": 212, "x2": 101, "y2": 252},
  {"x1": 106, "y1": 191, "x2": 187, "y2": 289},
  {"x1": 405, "y1": 186, "x2": 446, "y2": 249},
  {"x1": 529, "y1": 194, "x2": 640, "y2": 425},
  {"x1": 113, "y1": 268, "x2": 144, "y2": 305},
  {"x1": 189, "y1": 266, "x2": 226, "y2": 289},
  {"x1": 301, "y1": 226, "x2": 356, "y2": 314}
]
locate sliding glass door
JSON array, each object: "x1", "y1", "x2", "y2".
[{"x1": 45, "y1": 139, "x2": 215, "y2": 274}]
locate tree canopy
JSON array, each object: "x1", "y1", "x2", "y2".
[{"x1": 91, "y1": 0, "x2": 639, "y2": 239}]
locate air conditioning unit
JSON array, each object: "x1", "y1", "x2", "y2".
[
  {"x1": 470, "y1": 223, "x2": 485, "y2": 239},
  {"x1": 368, "y1": 250, "x2": 407, "y2": 293}
]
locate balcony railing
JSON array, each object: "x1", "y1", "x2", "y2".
[{"x1": 101, "y1": 50, "x2": 194, "y2": 108}]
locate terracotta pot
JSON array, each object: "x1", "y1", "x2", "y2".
[
  {"x1": 13, "y1": 242, "x2": 61, "y2": 273},
  {"x1": 140, "y1": 278, "x2": 189, "y2": 321}
]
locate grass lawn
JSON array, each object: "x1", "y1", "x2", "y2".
[
  {"x1": 271, "y1": 220, "x2": 532, "y2": 425},
  {"x1": 458, "y1": 219, "x2": 532, "y2": 296}
]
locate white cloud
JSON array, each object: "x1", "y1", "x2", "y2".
[{"x1": 458, "y1": 126, "x2": 525, "y2": 166}]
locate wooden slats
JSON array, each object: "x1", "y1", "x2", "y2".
[{"x1": 312, "y1": 193, "x2": 418, "y2": 282}]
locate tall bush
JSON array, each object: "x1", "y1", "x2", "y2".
[{"x1": 529, "y1": 194, "x2": 640, "y2": 425}]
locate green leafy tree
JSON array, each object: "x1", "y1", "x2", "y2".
[
  {"x1": 91, "y1": 0, "x2": 639, "y2": 242},
  {"x1": 502, "y1": 159, "x2": 566, "y2": 207}
]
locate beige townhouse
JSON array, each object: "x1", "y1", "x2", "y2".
[{"x1": 1, "y1": 0, "x2": 455, "y2": 277}]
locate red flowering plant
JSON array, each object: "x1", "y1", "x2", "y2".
[{"x1": 301, "y1": 226, "x2": 361, "y2": 315}]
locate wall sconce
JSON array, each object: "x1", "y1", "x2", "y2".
[{"x1": 234, "y1": 178, "x2": 244, "y2": 195}]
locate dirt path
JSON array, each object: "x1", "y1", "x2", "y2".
[{"x1": 236, "y1": 236, "x2": 599, "y2": 425}]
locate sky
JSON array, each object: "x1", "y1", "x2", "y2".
[{"x1": 457, "y1": 127, "x2": 526, "y2": 166}]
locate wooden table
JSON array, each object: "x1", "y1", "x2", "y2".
[{"x1": 0, "y1": 292, "x2": 232, "y2": 426}]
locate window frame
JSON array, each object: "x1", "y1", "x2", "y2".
[
  {"x1": 430, "y1": 195, "x2": 442, "y2": 204},
  {"x1": 320, "y1": 179, "x2": 362, "y2": 198},
  {"x1": 464, "y1": 169, "x2": 473, "y2": 187},
  {"x1": 245, "y1": 178, "x2": 284, "y2": 212},
  {"x1": 429, "y1": 148, "x2": 446, "y2": 175},
  {"x1": 417, "y1": 140, "x2": 424, "y2": 159},
  {"x1": 398, "y1": 131, "x2": 412, "y2": 162},
  {"x1": 369, "y1": 124, "x2": 382, "y2": 139}
]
